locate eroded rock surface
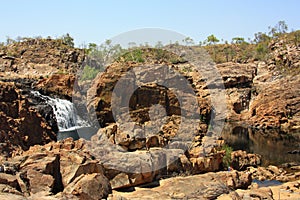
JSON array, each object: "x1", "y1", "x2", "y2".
[
  {"x1": 0, "y1": 81, "x2": 56, "y2": 156},
  {"x1": 110, "y1": 170, "x2": 251, "y2": 200}
]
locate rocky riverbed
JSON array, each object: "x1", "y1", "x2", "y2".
[{"x1": 0, "y1": 36, "x2": 299, "y2": 199}]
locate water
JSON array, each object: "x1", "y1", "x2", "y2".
[
  {"x1": 31, "y1": 91, "x2": 95, "y2": 140},
  {"x1": 222, "y1": 123, "x2": 300, "y2": 166},
  {"x1": 31, "y1": 91, "x2": 90, "y2": 130},
  {"x1": 252, "y1": 179, "x2": 282, "y2": 187}
]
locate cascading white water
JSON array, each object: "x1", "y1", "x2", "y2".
[{"x1": 31, "y1": 91, "x2": 90, "y2": 131}]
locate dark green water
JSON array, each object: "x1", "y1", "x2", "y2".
[{"x1": 222, "y1": 123, "x2": 300, "y2": 166}]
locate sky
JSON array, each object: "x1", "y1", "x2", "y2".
[{"x1": 1, "y1": 0, "x2": 299, "y2": 47}]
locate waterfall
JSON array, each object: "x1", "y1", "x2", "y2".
[{"x1": 31, "y1": 91, "x2": 90, "y2": 131}]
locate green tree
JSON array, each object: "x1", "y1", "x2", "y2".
[
  {"x1": 61, "y1": 33, "x2": 74, "y2": 47},
  {"x1": 206, "y1": 34, "x2": 219, "y2": 45},
  {"x1": 231, "y1": 37, "x2": 246, "y2": 44},
  {"x1": 80, "y1": 65, "x2": 100, "y2": 81},
  {"x1": 85, "y1": 39, "x2": 123, "y2": 71},
  {"x1": 222, "y1": 144, "x2": 233, "y2": 169},
  {"x1": 253, "y1": 32, "x2": 270, "y2": 44},
  {"x1": 268, "y1": 20, "x2": 288, "y2": 37},
  {"x1": 206, "y1": 34, "x2": 219, "y2": 61}
]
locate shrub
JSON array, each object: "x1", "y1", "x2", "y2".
[
  {"x1": 222, "y1": 144, "x2": 233, "y2": 169},
  {"x1": 80, "y1": 65, "x2": 100, "y2": 81},
  {"x1": 123, "y1": 49, "x2": 145, "y2": 63}
]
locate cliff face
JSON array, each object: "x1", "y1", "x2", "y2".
[
  {"x1": 0, "y1": 81, "x2": 56, "y2": 156},
  {"x1": 220, "y1": 38, "x2": 300, "y2": 130}
]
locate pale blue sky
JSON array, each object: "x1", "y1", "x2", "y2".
[{"x1": 1, "y1": 0, "x2": 299, "y2": 46}]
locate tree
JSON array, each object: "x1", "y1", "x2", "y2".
[
  {"x1": 268, "y1": 20, "x2": 288, "y2": 37},
  {"x1": 253, "y1": 32, "x2": 270, "y2": 44},
  {"x1": 84, "y1": 39, "x2": 123, "y2": 71},
  {"x1": 206, "y1": 34, "x2": 220, "y2": 61},
  {"x1": 6, "y1": 36, "x2": 15, "y2": 45},
  {"x1": 182, "y1": 37, "x2": 194, "y2": 46},
  {"x1": 61, "y1": 33, "x2": 74, "y2": 47},
  {"x1": 231, "y1": 37, "x2": 246, "y2": 44},
  {"x1": 155, "y1": 41, "x2": 163, "y2": 48},
  {"x1": 128, "y1": 42, "x2": 137, "y2": 48},
  {"x1": 206, "y1": 34, "x2": 219, "y2": 45}
]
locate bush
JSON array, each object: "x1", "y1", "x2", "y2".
[
  {"x1": 123, "y1": 49, "x2": 145, "y2": 63},
  {"x1": 61, "y1": 33, "x2": 74, "y2": 48},
  {"x1": 80, "y1": 65, "x2": 100, "y2": 81},
  {"x1": 222, "y1": 144, "x2": 233, "y2": 169}
]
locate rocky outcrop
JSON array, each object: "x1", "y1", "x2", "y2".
[
  {"x1": 0, "y1": 38, "x2": 84, "y2": 77},
  {"x1": 231, "y1": 150, "x2": 262, "y2": 170},
  {"x1": 110, "y1": 170, "x2": 251, "y2": 200},
  {"x1": 86, "y1": 60, "x2": 210, "y2": 129},
  {"x1": 246, "y1": 39, "x2": 300, "y2": 130},
  {"x1": 219, "y1": 180, "x2": 300, "y2": 200},
  {"x1": 248, "y1": 164, "x2": 300, "y2": 183},
  {"x1": 88, "y1": 120, "x2": 225, "y2": 189},
  {"x1": 0, "y1": 81, "x2": 56, "y2": 156},
  {"x1": 249, "y1": 63, "x2": 300, "y2": 130},
  {"x1": 212, "y1": 38, "x2": 300, "y2": 131},
  {"x1": 0, "y1": 138, "x2": 111, "y2": 199},
  {"x1": 34, "y1": 74, "x2": 76, "y2": 99},
  {"x1": 216, "y1": 62, "x2": 256, "y2": 120}
]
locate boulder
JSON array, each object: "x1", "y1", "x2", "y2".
[
  {"x1": 63, "y1": 173, "x2": 111, "y2": 200},
  {"x1": 19, "y1": 153, "x2": 62, "y2": 195},
  {"x1": 231, "y1": 150, "x2": 262, "y2": 170}
]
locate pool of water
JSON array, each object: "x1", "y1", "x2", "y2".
[
  {"x1": 252, "y1": 179, "x2": 282, "y2": 187},
  {"x1": 57, "y1": 126, "x2": 98, "y2": 141},
  {"x1": 221, "y1": 123, "x2": 300, "y2": 166}
]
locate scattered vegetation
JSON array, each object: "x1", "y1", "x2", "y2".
[
  {"x1": 80, "y1": 65, "x2": 100, "y2": 81},
  {"x1": 122, "y1": 49, "x2": 145, "y2": 63},
  {"x1": 1, "y1": 20, "x2": 298, "y2": 79},
  {"x1": 60, "y1": 33, "x2": 74, "y2": 48},
  {"x1": 222, "y1": 144, "x2": 233, "y2": 169}
]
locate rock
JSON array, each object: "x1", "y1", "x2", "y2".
[
  {"x1": 217, "y1": 62, "x2": 256, "y2": 89},
  {"x1": 86, "y1": 55, "x2": 209, "y2": 146},
  {"x1": 0, "y1": 38, "x2": 84, "y2": 77},
  {"x1": 111, "y1": 170, "x2": 251, "y2": 199},
  {"x1": 19, "y1": 153, "x2": 62, "y2": 195},
  {"x1": 213, "y1": 39, "x2": 300, "y2": 130},
  {"x1": 246, "y1": 164, "x2": 300, "y2": 183},
  {"x1": 60, "y1": 152, "x2": 104, "y2": 187},
  {"x1": 21, "y1": 138, "x2": 106, "y2": 190},
  {"x1": 231, "y1": 150, "x2": 262, "y2": 170},
  {"x1": 245, "y1": 39, "x2": 300, "y2": 130},
  {"x1": 235, "y1": 187, "x2": 273, "y2": 200},
  {"x1": 89, "y1": 129, "x2": 225, "y2": 189},
  {"x1": 270, "y1": 180, "x2": 300, "y2": 200},
  {"x1": 0, "y1": 81, "x2": 56, "y2": 156},
  {"x1": 35, "y1": 74, "x2": 76, "y2": 99},
  {"x1": 0, "y1": 138, "x2": 112, "y2": 198},
  {"x1": 0, "y1": 173, "x2": 20, "y2": 191},
  {"x1": 63, "y1": 173, "x2": 111, "y2": 200},
  {"x1": 0, "y1": 193, "x2": 25, "y2": 200}
]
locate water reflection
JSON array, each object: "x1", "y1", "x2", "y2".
[{"x1": 222, "y1": 123, "x2": 300, "y2": 166}]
